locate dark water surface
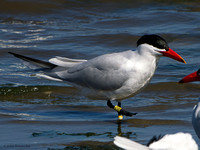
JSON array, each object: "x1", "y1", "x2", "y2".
[{"x1": 0, "y1": 0, "x2": 200, "y2": 149}]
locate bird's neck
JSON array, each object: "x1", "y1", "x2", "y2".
[{"x1": 136, "y1": 44, "x2": 160, "y2": 67}]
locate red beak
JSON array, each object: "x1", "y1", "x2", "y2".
[
  {"x1": 160, "y1": 48, "x2": 186, "y2": 64},
  {"x1": 179, "y1": 70, "x2": 200, "y2": 83}
]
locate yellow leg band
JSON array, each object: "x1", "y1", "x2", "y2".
[
  {"x1": 118, "y1": 115, "x2": 123, "y2": 120},
  {"x1": 114, "y1": 105, "x2": 122, "y2": 112}
]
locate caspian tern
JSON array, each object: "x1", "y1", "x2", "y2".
[
  {"x1": 179, "y1": 69, "x2": 200, "y2": 138},
  {"x1": 114, "y1": 132, "x2": 198, "y2": 150},
  {"x1": 9, "y1": 34, "x2": 186, "y2": 120}
]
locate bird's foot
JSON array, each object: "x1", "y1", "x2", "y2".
[
  {"x1": 107, "y1": 100, "x2": 137, "y2": 119},
  {"x1": 119, "y1": 109, "x2": 137, "y2": 116}
]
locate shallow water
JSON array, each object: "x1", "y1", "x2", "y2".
[{"x1": 0, "y1": 0, "x2": 200, "y2": 149}]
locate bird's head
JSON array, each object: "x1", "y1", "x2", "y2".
[
  {"x1": 137, "y1": 34, "x2": 186, "y2": 64},
  {"x1": 179, "y1": 69, "x2": 200, "y2": 83}
]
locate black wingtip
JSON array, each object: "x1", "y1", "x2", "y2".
[
  {"x1": 8, "y1": 52, "x2": 22, "y2": 58},
  {"x1": 8, "y1": 51, "x2": 15, "y2": 55},
  {"x1": 8, "y1": 52, "x2": 57, "y2": 69}
]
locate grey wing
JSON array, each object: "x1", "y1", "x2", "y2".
[
  {"x1": 51, "y1": 52, "x2": 130, "y2": 91},
  {"x1": 67, "y1": 66, "x2": 129, "y2": 90}
]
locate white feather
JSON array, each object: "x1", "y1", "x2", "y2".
[
  {"x1": 114, "y1": 136, "x2": 149, "y2": 150},
  {"x1": 36, "y1": 74, "x2": 63, "y2": 82},
  {"x1": 49, "y1": 56, "x2": 87, "y2": 67},
  {"x1": 149, "y1": 132, "x2": 198, "y2": 150},
  {"x1": 114, "y1": 133, "x2": 198, "y2": 150}
]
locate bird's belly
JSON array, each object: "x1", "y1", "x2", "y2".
[
  {"x1": 112, "y1": 75, "x2": 152, "y2": 100},
  {"x1": 80, "y1": 74, "x2": 153, "y2": 101}
]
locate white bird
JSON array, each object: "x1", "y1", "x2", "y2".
[
  {"x1": 179, "y1": 69, "x2": 200, "y2": 138},
  {"x1": 9, "y1": 34, "x2": 186, "y2": 120},
  {"x1": 114, "y1": 132, "x2": 198, "y2": 150}
]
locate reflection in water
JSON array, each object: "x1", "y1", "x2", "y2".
[
  {"x1": 32, "y1": 130, "x2": 113, "y2": 138},
  {"x1": 30, "y1": 120, "x2": 134, "y2": 139},
  {"x1": 117, "y1": 120, "x2": 134, "y2": 138},
  {"x1": 117, "y1": 120, "x2": 122, "y2": 136}
]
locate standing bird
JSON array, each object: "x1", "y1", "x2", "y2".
[
  {"x1": 9, "y1": 34, "x2": 186, "y2": 120},
  {"x1": 179, "y1": 69, "x2": 200, "y2": 138}
]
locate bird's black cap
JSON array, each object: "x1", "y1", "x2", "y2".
[{"x1": 137, "y1": 34, "x2": 169, "y2": 51}]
